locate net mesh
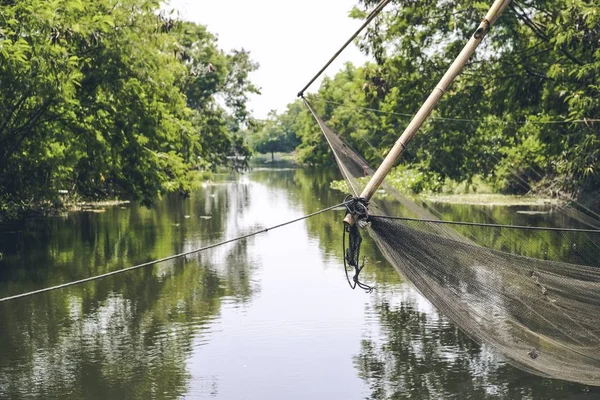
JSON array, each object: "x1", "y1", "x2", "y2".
[
  {"x1": 304, "y1": 100, "x2": 444, "y2": 224},
  {"x1": 305, "y1": 100, "x2": 600, "y2": 386}
]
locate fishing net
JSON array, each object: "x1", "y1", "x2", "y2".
[
  {"x1": 304, "y1": 101, "x2": 443, "y2": 224},
  {"x1": 304, "y1": 99, "x2": 600, "y2": 386}
]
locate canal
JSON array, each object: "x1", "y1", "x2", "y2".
[{"x1": 0, "y1": 167, "x2": 597, "y2": 399}]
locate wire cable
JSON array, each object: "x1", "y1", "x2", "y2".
[
  {"x1": 370, "y1": 214, "x2": 600, "y2": 233},
  {"x1": 0, "y1": 201, "x2": 351, "y2": 303},
  {"x1": 313, "y1": 98, "x2": 600, "y2": 125}
]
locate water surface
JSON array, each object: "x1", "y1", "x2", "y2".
[{"x1": 0, "y1": 167, "x2": 598, "y2": 399}]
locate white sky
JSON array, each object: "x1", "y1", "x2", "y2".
[{"x1": 166, "y1": 0, "x2": 370, "y2": 118}]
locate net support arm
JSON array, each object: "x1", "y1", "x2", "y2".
[
  {"x1": 297, "y1": 0, "x2": 392, "y2": 98},
  {"x1": 345, "y1": 0, "x2": 511, "y2": 225}
]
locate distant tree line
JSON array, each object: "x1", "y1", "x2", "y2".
[
  {"x1": 0, "y1": 0, "x2": 257, "y2": 220},
  {"x1": 247, "y1": 104, "x2": 303, "y2": 161}
]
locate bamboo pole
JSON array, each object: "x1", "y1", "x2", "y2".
[{"x1": 345, "y1": 0, "x2": 512, "y2": 225}]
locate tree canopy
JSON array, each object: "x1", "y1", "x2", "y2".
[
  {"x1": 0, "y1": 0, "x2": 258, "y2": 219},
  {"x1": 2, "y1": 0, "x2": 598, "y2": 220},
  {"x1": 248, "y1": 104, "x2": 303, "y2": 161},
  {"x1": 282, "y1": 0, "x2": 599, "y2": 199}
]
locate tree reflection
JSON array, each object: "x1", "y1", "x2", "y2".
[
  {"x1": 1, "y1": 168, "x2": 599, "y2": 399},
  {"x1": 354, "y1": 295, "x2": 600, "y2": 399},
  {"x1": 257, "y1": 168, "x2": 600, "y2": 397},
  {"x1": 0, "y1": 179, "x2": 256, "y2": 399}
]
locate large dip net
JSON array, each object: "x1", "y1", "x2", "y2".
[{"x1": 304, "y1": 99, "x2": 600, "y2": 386}]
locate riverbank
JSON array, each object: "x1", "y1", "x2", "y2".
[
  {"x1": 250, "y1": 152, "x2": 299, "y2": 166},
  {"x1": 2, "y1": 164, "x2": 597, "y2": 224},
  {"x1": 0, "y1": 169, "x2": 219, "y2": 223},
  {"x1": 329, "y1": 178, "x2": 578, "y2": 208},
  {"x1": 0, "y1": 198, "x2": 132, "y2": 223},
  {"x1": 67, "y1": 199, "x2": 132, "y2": 213},
  {"x1": 263, "y1": 151, "x2": 598, "y2": 210},
  {"x1": 423, "y1": 193, "x2": 559, "y2": 206}
]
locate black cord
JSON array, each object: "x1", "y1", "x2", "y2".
[{"x1": 343, "y1": 197, "x2": 375, "y2": 293}]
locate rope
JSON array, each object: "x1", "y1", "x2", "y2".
[
  {"x1": 342, "y1": 217, "x2": 375, "y2": 293},
  {"x1": 313, "y1": 98, "x2": 600, "y2": 125},
  {"x1": 370, "y1": 214, "x2": 600, "y2": 233},
  {"x1": 0, "y1": 201, "x2": 351, "y2": 303},
  {"x1": 297, "y1": 0, "x2": 392, "y2": 97}
]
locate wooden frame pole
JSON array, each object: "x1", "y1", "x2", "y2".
[{"x1": 345, "y1": 0, "x2": 511, "y2": 225}]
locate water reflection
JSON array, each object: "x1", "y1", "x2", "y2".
[
  {"x1": 0, "y1": 178, "x2": 260, "y2": 399},
  {"x1": 356, "y1": 289, "x2": 599, "y2": 399},
  {"x1": 254, "y1": 169, "x2": 600, "y2": 397},
  {"x1": 0, "y1": 167, "x2": 598, "y2": 399}
]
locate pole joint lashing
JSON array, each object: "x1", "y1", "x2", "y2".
[
  {"x1": 474, "y1": 18, "x2": 491, "y2": 39},
  {"x1": 343, "y1": 195, "x2": 370, "y2": 228}
]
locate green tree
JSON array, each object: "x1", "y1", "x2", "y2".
[
  {"x1": 281, "y1": 1, "x2": 599, "y2": 200},
  {"x1": 0, "y1": 0, "x2": 258, "y2": 220},
  {"x1": 250, "y1": 106, "x2": 301, "y2": 161}
]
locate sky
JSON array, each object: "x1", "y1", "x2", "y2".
[{"x1": 166, "y1": 0, "x2": 370, "y2": 118}]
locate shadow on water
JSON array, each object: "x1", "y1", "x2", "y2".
[{"x1": 0, "y1": 167, "x2": 598, "y2": 399}]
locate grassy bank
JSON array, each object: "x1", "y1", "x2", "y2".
[
  {"x1": 250, "y1": 152, "x2": 298, "y2": 166},
  {"x1": 0, "y1": 170, "x2": 216, "y2": 224},
  {"x1": 330, "y1": 175, "x2": 562, "y2": 207},
  {"x1": 422, "y1": 193, "x2": 558, "y2": 206}
]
